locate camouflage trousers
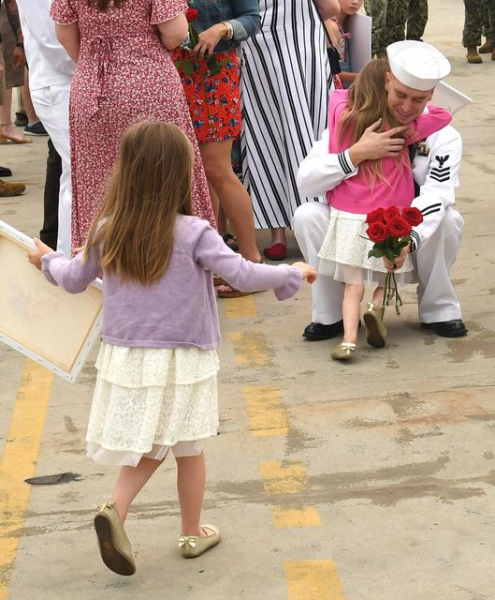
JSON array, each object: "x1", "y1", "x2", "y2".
[
  {"x1": 406, "y1": 0, "x2": 428, "y2": 40},
  {"x1": 463, "y1": 0, "x2": 495, "y2": 46},
  {"x1": 364, "y1": 0, "x2": 427, "y2": 56},
  {"x1": 482, "y1": 0, "x2": 495, "y2": 40}
]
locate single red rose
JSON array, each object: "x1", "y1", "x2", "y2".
[
  {"x1": 384, "y1": 206, "x2": 401, "y2": 221},
  {"x1": 365, "y1": 208, "x2": 386, "y2": 224},
  {"x1": 186, "y1": 8, "x2": 198, "y2": 22},
  {"x1": 402, "y1": 207, "x2": 424, "y2": 226},
  {"x1": 367, "y1": 221, "x2": 389, "y2": 243},
  {"x1": 387, "y1": 217, "x2": 412, "y2": 238}
]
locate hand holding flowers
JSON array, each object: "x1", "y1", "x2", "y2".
[{"x1": 365, "y1": 206, "x2": 424, "y2": 317}]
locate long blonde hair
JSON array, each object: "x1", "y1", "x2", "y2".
[
  {"x1": 338, "y1": 58, "x2": 410, "y2": 185},
  {"x1": 84, "y1": 121, "x2": 194, "y2": 285}
]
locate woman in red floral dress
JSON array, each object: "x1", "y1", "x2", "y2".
[
  {"x1": 50, "y1": 0, "x2": 214, "y2": 251},
  {"x1": 173, "y1": 1, "x2": 262, "y2": 297}
]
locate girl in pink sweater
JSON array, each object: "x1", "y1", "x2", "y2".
[
  {"x1": 28, "y1": 121, "x2": 316, "y2": 576},
  {"x1": 317, "y1": 59, "x2": 452, "y2": 360}
]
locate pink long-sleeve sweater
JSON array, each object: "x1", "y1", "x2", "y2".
[{"x1": 326, "y1": 89, "x2": 452, "y2": 214}]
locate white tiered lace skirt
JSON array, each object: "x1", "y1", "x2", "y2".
[
  {"x1": 86, "y1": 343, "x2": 220, "y2": 467},
  {"x1": 317, "y1": 208, "x2": 416, "y2": 286}
]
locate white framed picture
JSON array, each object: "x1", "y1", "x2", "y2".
[{"x1": 0, "y1": 221, "x2": 103, "y2": 383}]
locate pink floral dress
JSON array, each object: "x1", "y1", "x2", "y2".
[{"x1": 50, "y1": 0, "x2": 214, "y2": 250}]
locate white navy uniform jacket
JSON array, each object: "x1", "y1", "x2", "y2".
[
  {"x1": 17, "y1": 0, "x2": 75, "y2": 91},
  {"x1": 297, "y1": 117, "x2": 462, "y2": 253}
]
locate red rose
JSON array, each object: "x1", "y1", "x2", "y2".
[
  {"x1": 387, "y1": 217, "x2": 412, "y2": 238},
  {"x1": 365, "y1": 208, "x2": 386, "y2": 224},
  {"x1": 384, "y1": 206, "x2": 401, "y2": 221},
  {"x1": 367, "y1": 221, "x2": 389, "y2": 243},
  {"x1": 186, "y1": 8, "x2": 198, "y2": 22},
  {"x1": 402, "y1": 207, "x2": 423, "y2": 226}
]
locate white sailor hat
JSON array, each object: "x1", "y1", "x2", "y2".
[{"x1": 386, "y1": 41, "x2": 451, "y2": 91}]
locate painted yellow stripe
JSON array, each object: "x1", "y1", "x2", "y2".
[
  {"x1": 285, "y1": 560, "x2": 346, "y2": 600},
  {"x1": 271, "y1": 506, "x2": 321, "y2": 529},
  {"x1": 223, "y1": 295, "x2": 258, "y2": 319},
  {"x1": 0, "y1": 360, "x2": 53, "y2": 600},
  {"x1": 229, "y1": 331, "x2": 268, "y2": 367},
  {"x1": 243, "y1": 386, "x2": 289, "y2": 436},
  {"x1": 259, "y1": 460, "x2": 307, "y2": 495}
]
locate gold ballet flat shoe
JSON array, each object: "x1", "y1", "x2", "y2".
[
  {"x1": 94, "y1": 502, "x2": 136, "y2": 576},
  {"x1": 363, "y1": 302, "x2": 387, "y2": 348},
  {"x1": 331, "y1": 342, "x2": 357, "y2": 361},
  {"x1": 178, "y1": 524, "x2": 221, "y2": 558}
]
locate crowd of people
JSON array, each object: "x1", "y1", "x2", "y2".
[{"x1": 0, "y1": 0, "x2": 472, "y2": 579}]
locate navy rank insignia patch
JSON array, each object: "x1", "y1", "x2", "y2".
[{"x1": 430, "y1": 155, "x2": 451, "y2": 182}]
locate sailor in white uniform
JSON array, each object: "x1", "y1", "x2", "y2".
[
  {"x1": 17, "y1": 0, "x2": 74, "y2": 258},
  {"x1": 294, "y1": 41, "x2": 467, "y2": 340}
]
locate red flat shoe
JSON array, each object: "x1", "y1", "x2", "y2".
[{"x1": 263, "y1": 243, "x2": 287, "y2": 261}]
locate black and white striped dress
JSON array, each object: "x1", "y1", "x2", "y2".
[{"x1": 240, "y1": 0, "x2": 331, "y2": 230}]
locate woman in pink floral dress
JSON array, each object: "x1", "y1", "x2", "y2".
[{"x1": 50, "y1": 0, "x2": 214, "y2": 250}]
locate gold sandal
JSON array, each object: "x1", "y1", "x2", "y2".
[
  {"x1": 363, "y1": 303, "x2": 387, "y2": 348},
  {"x1": 331, "y1": 342, "x2": 357, "y2": 361},
  {"x1": 178, "y1": 524, "x2": 221, "y2": 558},
  {"x1": 94, "y1": 503, "x2": 136, "y2": 576}
]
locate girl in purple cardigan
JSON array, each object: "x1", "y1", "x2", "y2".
[{"x1": 28, "y1": 121, "x2": 316, "y2": 576}]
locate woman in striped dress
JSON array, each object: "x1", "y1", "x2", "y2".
[{"x1": 241, "y1": 0, "x2": 339, "y2": 261}]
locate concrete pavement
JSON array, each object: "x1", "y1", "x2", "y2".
[{"x1": 1, "y1": 1, "x2": 495, "y2": 598}]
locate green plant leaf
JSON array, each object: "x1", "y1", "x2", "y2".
[
  {"x1": 368, "y1": 249, "x2": 385, "y2": 259},
  {"x1": 181, "y1": 60, "x2": 194, "y2": 77},
  {"x1": 189, "y1": 26, "x2": 199, "y2": 47}
]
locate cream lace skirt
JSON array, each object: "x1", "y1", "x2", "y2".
[
  {"x1": 86, "y1": 343, "x2": 220, "y2": 467},
  {"x1": 317, "y1": 208, "x2": 416, "y2": 286}
]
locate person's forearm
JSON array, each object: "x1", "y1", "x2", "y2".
[
  {"x1": 314, "y1": 0, "x2": 340, "y2": 20},
  {"x1": 55, "y1": 23, "x2": 80, "y2": 63},
  {"x1": 348, "y1": 141, "x2": 368, "y2": 166},
  {"x1": 157, "y1": 14, "x2": 188, "y2": 50}
]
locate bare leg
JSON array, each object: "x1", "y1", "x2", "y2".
[
  {"x1": 111, "y1": 456, "x2": 163, "y2": 522},
  {"x1": 0, "y1": 89, "x2": 30, "y2": 142},
  {"x1": 200, "y1": 140, "x2": 261, "y2": 263},
  {"x1": 371, "y1": 286, "x2": 386, "y2": 307},
  {"x1": 342, "y1": 283, "x2": 365, "y2": 344},
  {"x1": 269, "y1": 227, "x2": 287, "y2": 246},
  {"x1": 176, "y1": 453, "x2": 208, "y2": 537},
  {"x1": 207, "y1": 181, "x2": 220, "y2": 223},
  {"x1": 218, "y1": 207, "x2": 228, "y2": 238}
]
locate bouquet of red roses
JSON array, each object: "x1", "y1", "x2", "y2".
[{"x1": 365, "y1": 206, "x2": 423, "y2": 317}]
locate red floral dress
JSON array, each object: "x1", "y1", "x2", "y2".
[
  {"x1": 50, "y1": 0, "x2": 215, "y2": 251},
  {"x1": 173, "y1": 48, "x2": 242, "y2": 144}
]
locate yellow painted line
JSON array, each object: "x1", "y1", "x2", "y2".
[
  {"x1": 271, "y1": 506, "x2": 321, "y2": 529},
  {"x1": 259, "y1": 460, "x2": 307, "y2": 495},
  {"x1": 223, "y1": 295, "x2": 258, "y2": 319},
  {"x1": 285, "y1": 560, "x2": 346, "y2": 600},
  {"x1": 229, "y1": 330, "x2": 268, "y2": 367},
  {"x1": 243, "y1": 386, "x2": 289, "y2": 436},
  {"x1": 0, "y1": 360, "x2": 53, "y2": 600}
]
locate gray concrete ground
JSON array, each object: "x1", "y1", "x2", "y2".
[{"x1": 1, "y1": 1, "x2": 495, "y2": 598}]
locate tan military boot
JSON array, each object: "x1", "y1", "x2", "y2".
[
  {"x1": 467, "y1": 46, "x2": 482, "y2": 63},
  {"x1": 479, "y1": 40, "x2": 493, "y2": 53},
  {"x1": 0, "y1": 179, "x2": 26, "y2": 197}
]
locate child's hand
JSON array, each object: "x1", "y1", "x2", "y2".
[
  {"x1": 293, "y1": 262, "x2": 318, "y2": 284},
  {"x1": 28, "y1": 238, "x2": 54, "y2": 271}
]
